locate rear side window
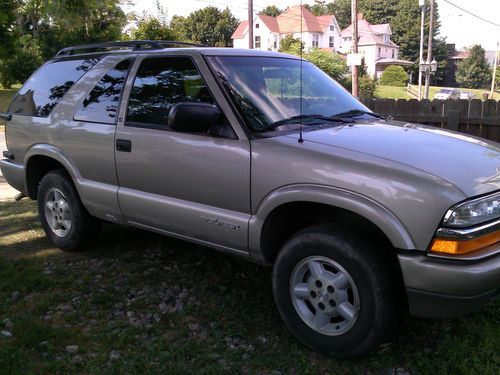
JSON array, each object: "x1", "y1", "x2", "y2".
[
  {"x1": 74, "y1": 59, "x2": 132, "y2": 124},
  {"x1": 126, "y1": 57, "x2": 214, "y2": 126},
  {"x1": 9, "y1": 58, "x2": 100, "y2": 117}
]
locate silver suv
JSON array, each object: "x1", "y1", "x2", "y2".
[{"x1": 1, "y1": 41, "x2": 499, "y2": 358}]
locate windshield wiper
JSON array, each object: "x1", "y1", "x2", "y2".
[
  {"x1": 332, "y1": 109, "x2": 385, "y2": 119},
  {"x1": 265, "y1": 114, "x2": 351, "y2": 131}
]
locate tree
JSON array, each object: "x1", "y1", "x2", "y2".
[
  {"x1": 278, "y1": 34, "x2": 304, "y2": 56},
  {"x1": 379, "y1": 65, "x2": 408, "y2": 86},
  {"x1": 305, "y1": 48, "x2": 347, "y2": 82},
  {"x1": 306, "y1": 1, "x2": 335, "y2": 16},
  {"x1": 456, "y1": 45, "x2": 492, "y2": 89},
  {"x1": 259, "y1": 5, "x2": 282, "y2": 17},
  {"x1": 130, "y1": 16, "x2": 174, "y2": 41},
  {"x1": 172, "y1": 7, "x2": 238, "y2": 47},
  {"x1": 0, "y1": 0, "x2": 18, "y2": 62}
]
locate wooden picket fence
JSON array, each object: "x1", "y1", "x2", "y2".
[{"x1": 361, "y1": 98, "x2": 500, "y2": 142}]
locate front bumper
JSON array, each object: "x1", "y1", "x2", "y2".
[
  {"x1": 398, "y1": 247, "x2": 500, "y2": 318},
  {"x1": 0, "y1": 158, "x2": 26, "y2": 195}
]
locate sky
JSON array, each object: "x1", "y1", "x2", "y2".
[{"x1": 122, "y1": 0, "x2": 500, "y2": 51}]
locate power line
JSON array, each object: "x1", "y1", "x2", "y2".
[{"x1": 442, "y1": 0, "x2": 500, "y2": 28}]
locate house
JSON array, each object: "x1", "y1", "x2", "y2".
[
  {"x1": 340, "y1": 14, "x2": 411, "y2": 78},
  {"x1": 231, "y1": 5, "x2": 342, "y2": 52}
]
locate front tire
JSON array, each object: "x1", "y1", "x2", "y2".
[
  {"x1": 272, "y1": 224, "x2": 398, "y2": 358},
  {"x1": 37, "y1": 170, "x2": 101, "y2": 251}
]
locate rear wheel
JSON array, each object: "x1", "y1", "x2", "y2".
[
  {"x1": 37, "y1": 170, "x2": 101, "y2": 251},
  {"x1": 272, "y1": 224, "x2": 398, "y2": 358}
]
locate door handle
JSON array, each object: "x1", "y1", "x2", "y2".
[{"x1": 116, "y1": 139, "x2": 131, "y2": 152}]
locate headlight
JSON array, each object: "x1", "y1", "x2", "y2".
[{"x1": 443, "y1": 192, "x2": 500, "y2": 228}]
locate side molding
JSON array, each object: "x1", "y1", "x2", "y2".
[{"x1": 249, "y1": 184, "x2": 416, "y2": 261}]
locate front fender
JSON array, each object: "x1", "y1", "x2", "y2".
[{"x1": 249, "y1": 184, "x2": 416, "y2": 261}]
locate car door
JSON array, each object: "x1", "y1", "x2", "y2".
[{"x1": 114, "y1": 53, "x2": 251, "y2": 253}]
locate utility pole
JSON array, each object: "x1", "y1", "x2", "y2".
[
  {"x1": 351, "y1": 0, "x2": 359, "y2": 97},
  {"x1": 424, "y1": 0, "x2": 435, "y2": 99},
  {"x1": 418, "y1": 0, "x2": 425, "y2": 100},
  {"x1": 490, "y1": 42, "x2": 499, "y2": 99},
  {"x1": 248, "y1": 0, "x2": 253, "y2": 49}
]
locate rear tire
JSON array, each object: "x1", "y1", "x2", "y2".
[
  {"x1": 272, "y1": 224, "x2": 398, "y2": 358},
  {"x1": 37, "y1": 170, "x2": 101, "y2": 251}
]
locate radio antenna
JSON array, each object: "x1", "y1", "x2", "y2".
[{"x1": 298, "y1": 1, "x2": 304, "y2": 143}]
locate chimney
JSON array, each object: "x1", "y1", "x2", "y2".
[{"x1": 357, "y1": 13, "x2": 364, "y2": 20}]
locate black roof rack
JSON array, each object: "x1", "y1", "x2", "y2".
[{"x1": 55, "y1": 40, "x2": 207, "y2": 57}]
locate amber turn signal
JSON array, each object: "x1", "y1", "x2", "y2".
[{"x1": 430, "y1": 230, "x2": 500, "y2": 255}]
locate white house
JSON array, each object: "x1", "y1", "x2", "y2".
[
  {"x1": 340, "y1": 14, "x2": 412, "y2": 78},
  {"x1": 232, "y1": 5, "x2": 342, "y2": 52}
]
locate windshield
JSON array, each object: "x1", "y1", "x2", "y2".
[
  {"x1": 438, "y1": 89, "x2": 452, "y2": 94},
  {"x1": 208, "y1": 56, "x2": 368, "y2": 132}
]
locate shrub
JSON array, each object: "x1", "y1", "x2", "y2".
[
  {"x1": 379, "y1": 65, "x2": 408, "y2": 87},
  {"x1": 305, "y1": 48, "x2": 348, "y2": 82}
]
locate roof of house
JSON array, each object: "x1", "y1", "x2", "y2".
[
  {"x1": 451, "y1": 50, "x2": 470, "y2": 60},
  {"x1": 376, "y1": 58, "x2": 412, "y2": 66},
  {"x1": 232, "y1": 21, "x2": 248, "y2": 39},
  {"x1": 341, "y1": 15, "x2": 397, "y2": 47},
  {"x1": 231, "y1": 5, "x2": 337, "y2": 39},
  {"x1": 258, "y1": 14, "x2": 280, "y2": 33}
]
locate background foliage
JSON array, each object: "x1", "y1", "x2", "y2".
[
  {"x1": 456, "y1": 45, "x2": 493, "y2": 89},
  {"x1": 379, "y1": 65, "x2": 409, "y2": 87}
]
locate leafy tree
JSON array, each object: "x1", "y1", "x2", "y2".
[
  {"x1": 0, "y1": 35, "x2": 43, "y2": 88},
  {"x1": 456, "y1": 45, "x2": 492, "y2": 89},
  {"x1": 172, "y1": 7, "x2": 238, "y2": 47},
  {"x1": 379, "y1": 65, "x2": 408, "y2": 86},
  {"x1": 305, "y1": 48, "x2": 347, "y2": 82},
  {"x1": 306, "y1": 1, "x2": 336, "y2": 16},
  {"x1": 278, "y1": 34, "x2": 304, "y2": 56},
  {"x1": 259, "y1": 5, "x2": 282, "y2": 17},
  {"x1": 130, "y1": 16, "x2": 174, "y2": 41},
  {"x1": 496, "y1": 67, "x2": 500, "y2": 90},
  {"x1": 0, "y1": 0, "x2": 18, "y2": 63}
]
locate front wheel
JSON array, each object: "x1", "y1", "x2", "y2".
[
  {"x1": 37, "y1": 170, "x2": 101, "y2": 251},
  {"x1": 272, "y1": 224, "x2": 398, "y2": 358}
]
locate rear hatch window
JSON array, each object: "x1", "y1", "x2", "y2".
[{"x1": 8, "y1": 57, "x2": 100, "y2": 117}]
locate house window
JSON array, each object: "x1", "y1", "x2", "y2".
[
  {"x1": 392, "y1": 49, "x2": 395, "y2": 58},
  {"x1": 312, "y1": 34, "x2": 319, "y2": 47},
  {"x1": 329, "y1": 36, "x2": 334, "y2": 48},
  {"x1": 330, "y1": 25, "x2": 334, "y2": 31},
  {"x1": 378, "y1": 47, "x2": 381, "y2": 54},
  {"x1": 255, "y1": 23, "x2": 259, "y2": 29},
  {"x1": 255, "y1": 36, "x2": 261, "y2": 49}
]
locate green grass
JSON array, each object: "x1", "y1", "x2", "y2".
[
  {"x1": 375, "y1": 85, "x2": 411, "y2": 100},
  {"x1": 0, "y1": 199, "x2": 499, "y2": 374},
  {"x1": 375, "y1": 84, "x2": 500, "y2": 100}
]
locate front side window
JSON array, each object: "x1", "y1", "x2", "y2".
[
  {"x1": 312, "y1": 34, "x2": 319, "y2": 47},
  {"x1": 255, "y1": 36, "x2": 261, "y2": 49},
  {"x1": 126, "y1": 57, "x2": 214, "y2": 126},
  {"x1": 74, "y1": 59, "x2": 132, "y2": 124},
  {"x1": 208, "y1": 56, "x2": 366, "y2": 133},
  {"x1": 9, "y1": 58, "x2": 99, "y2": 117}
]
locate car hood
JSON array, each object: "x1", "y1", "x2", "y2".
[{"x1": 285, "y1": 120, "x2": 500, "y2": 197}]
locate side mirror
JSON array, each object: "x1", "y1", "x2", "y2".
[{"x1": 168, "y1": 102, "x2": 221, "y2": 133}]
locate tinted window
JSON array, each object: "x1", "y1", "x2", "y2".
[
  {"x1": 9, "y1": 58, "x2": 100, "y2": 117},
  {"x1": 126, "y1": 57, "x2": 214, "y2": 125},
  {"x1": 74, "y1": 59, "x2": 132, "y2": 124}
]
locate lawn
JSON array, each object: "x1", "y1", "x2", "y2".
[
  {"x1": 0, "y1": 199, "x2": 499, "y2": 374},
  {"x1": 375, "y1": 84, "x2": 500, "y2": 100}
]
